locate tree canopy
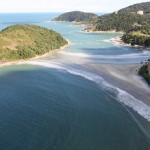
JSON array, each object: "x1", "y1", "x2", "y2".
[
  {"x1": 53, "y1": 11, "x2": 97, "y2": 22},
  {"x1": 0, "y1": 24, "x2": 67, "y2": 61}
]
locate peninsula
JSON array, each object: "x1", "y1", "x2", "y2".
[{"x1": 0, "y1": 24, "x2": 68, "y2": 64}]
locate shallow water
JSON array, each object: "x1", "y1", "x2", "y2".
[{"x1": 0, "y1": 13, "x2": 150, "y2": 150}]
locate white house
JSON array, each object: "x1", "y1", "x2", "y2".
[
  {"x1": 115, "y1": 11, "x2": 118, "y2": 14},
  {"x1": 137, "y1": 11, "x2": 144, "y2": 15}
]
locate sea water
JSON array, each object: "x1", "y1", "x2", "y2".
[{"x1": 0, "y1": 13, "x2": 150, "y2": 150}]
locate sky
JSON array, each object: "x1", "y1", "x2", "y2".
[{"x1": 0, "y1": 0, "x2": 149, "y2": 13}]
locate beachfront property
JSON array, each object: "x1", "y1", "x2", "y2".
[{"x1": 137, "y1": 10, "x2": 144, "y2": 15}]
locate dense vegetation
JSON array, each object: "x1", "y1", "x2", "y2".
[
  {"x1": 53, "y1": 11, "x2": 97, "y2": 22},
  {"x1": 93, "y1": 13, "x2": 150, "y2": 32},
  {"x1": 138, "y1": 64, "x2": 150, "y2": 85},
  {"x1": 118, "y1": 2, "x2": 150, "y2": 14},
  {"x1": 82, "y1": 2, "x2": 150, "y2": 32},
  {"x1": 0, "y1": 24, "x2": 68, "y2": 61},
  {"x1": 122, "y1": 25, "x2": 150, "y2": 47},
  {"x1": 81, "y1": 2, "x2": 150, "y2": 48}
]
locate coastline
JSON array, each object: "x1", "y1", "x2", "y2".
[
  {"x1": 111, "y1": 36, "x2": 150, "y2": 50},
  {"x1": 82, "y1": 29, "x2": 124, "y2": 34},
  {"x1": 85, "y1": 63, "x2": 150, "y2": 106},
  {"x1": 50, "y1": 20, "x2": 88, "y2": 26},
  {"x1": 0, "y1": 39, "x2": 71, "y2": 68}
]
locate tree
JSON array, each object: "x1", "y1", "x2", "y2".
[{"x1": 0, "y1": 38, "x2": 8, "y2": 50}]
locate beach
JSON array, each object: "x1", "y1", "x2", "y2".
[
  {"x1": 0, "y1": 39, "x2": 71, "y2": 68},
  {"x1": 85, "y1": 63, "x2": 150, "y2": 106}
]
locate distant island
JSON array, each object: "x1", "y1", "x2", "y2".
[
  {"x1": 52, "y1": 11, "x2": 97, "y2": 22},
  {"x1": 0, "y1": 24, "x2": 68, "y2": 63}
]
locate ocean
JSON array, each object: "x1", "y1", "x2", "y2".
[{"x1": 0, "y1": 13, "x2": 150, "y2": 150}]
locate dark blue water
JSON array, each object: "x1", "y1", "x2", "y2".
[{"x1": 0, "y1": 13, "x2": 150, "y2": 150}]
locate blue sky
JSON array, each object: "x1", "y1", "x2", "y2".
[{"x1": 0, "y1": 0, "x2": 149, "y2": 13}]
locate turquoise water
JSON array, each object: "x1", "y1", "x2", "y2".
[{"x1": 0, "y1": 13, "x2": 150, "y2": 150}]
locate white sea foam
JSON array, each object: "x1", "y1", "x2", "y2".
[
  {"x1": 60, "y1": 51, "x2": 150, "y2": 59},
  {"x1": 26, "y1": 60, "x2": 150, "y2": 121},
  {"x1": 60, "y1": 51, "x2": 89, "y2": 57},
  {"x1": 112, "y1": 42, "x2": 121, "y2": 48},
  {"x1": 102, "y1": 39, "x2": 112, "y2": 43}
]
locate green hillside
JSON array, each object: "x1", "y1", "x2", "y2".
[
  {"x1": 94, "y1": 13, "x2": 150, "y2": 32},
  {"x1": 0, "y1": 24, "x2": 68, "y2": 61},
  {"x1": 53, "y1": 11, "x2": 97, "y2": 22},
  {"x1": 122, "y1": 25, "x2": 150, "y2": 47},
  {"x1": 83, "y1": 2, "x2": 150, "y2": 32},
  {"x1": 118, "y1": 2, "x2": 150, "y2": 14}
]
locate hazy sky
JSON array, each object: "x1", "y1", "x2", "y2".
[{"x1": 0, "y1": 0, "x2": 149, "y2": 13}]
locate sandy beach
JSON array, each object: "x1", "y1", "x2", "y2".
[
  {"x1": 85, "y1": 63, "x2": 150, "y2": 106},
  {"x1": 0, "y1": 39, "x2": 71, "y2": 68}
]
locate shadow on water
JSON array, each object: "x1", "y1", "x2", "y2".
[
  {"x1": 0, "y1": 68, "x2": 150, "y2": 150},
  {"x1": 79, "y1": 46, "x2": 149, "y2": 55},
  {"x1": 58, "y1": 46, "x2": 150, "y2": 64}
]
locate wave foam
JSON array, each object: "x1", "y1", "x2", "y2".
[
  {"x1": 102, "y1": 39, "x2": 112, "y2": 43},
  {"x1": 60, "y1": 51, "x2": 150, "y2": 59},
  {"x1": 60, "y1": 51, "x2": 89, "y2": 57},
  {"x1": 27, "y1": 60, "x2": 150, "y2": 121}
]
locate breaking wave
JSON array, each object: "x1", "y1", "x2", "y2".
[{"x1": 26, "y1": 60, "x2": 150, "y2": 122}]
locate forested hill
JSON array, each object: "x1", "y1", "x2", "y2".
[
  {"x1": 94, "y1": 13, "x2": 150, "y2": 32},
  {"x1": 84, "y1": 2, "x2": 150, "y2": 32},
  {"x1": 0, "y1": 24, "x2": 68, "y2": 61},
  {"x1": 53, "y1": 11, "x2": 97, "y2": 22},
  {"x1": 118, "y1": 2, "x2": 150, "y2": 14},
  {"x1": 122, "y1": 25, "x2": 150, "y2": 48}
]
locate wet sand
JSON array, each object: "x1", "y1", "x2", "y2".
[{"x1": 85, "y1": 63, "x2": 150, "y2": 106}]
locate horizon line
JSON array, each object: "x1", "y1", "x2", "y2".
[{"x1": 0, "y1": 11, "x2": 111, "y2": 14}]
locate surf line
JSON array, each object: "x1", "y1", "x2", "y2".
[{"x1": 26, "y1": 60, "x2": 150, "y2": 122}]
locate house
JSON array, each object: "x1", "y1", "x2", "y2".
[
  {"x1": 137, "y1": 10, "x2": 144, "y2": 15},
  {"x1": 115, "y1": 11, "x2": 118, "y2": 14}
]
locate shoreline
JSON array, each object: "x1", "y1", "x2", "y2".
[
  {"x1": 0, "y1": 39, "x2": 71, "y2": 68},
  {"x1": 85, "y1": 63, "x2": 150, "y2": 106},
  {"x1": 50, "y1": 20, "x2": 88, "y2": 26},
  {"x1": 82, "y1": 29, "x2": 124, "y2": 34},
  {"x1": 111, "y1": 36, "x2": 150, "y2": 50}
]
